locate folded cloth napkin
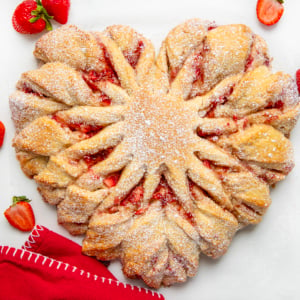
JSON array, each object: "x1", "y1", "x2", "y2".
[{"x1": 0, "y1": 225, "x2": 165, "y2": 300}]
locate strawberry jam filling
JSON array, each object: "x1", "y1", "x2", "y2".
[
  {"x1": 170, "y1": 66, "x2": 180, "y2": 82},
  {"x1": 152, "y1": 179, "x2": 196, "y2": 225},
  {"x1": 120, "y1": 186, "x2": 144, "y2": 207},
  {"x1": 99, "y1": 93, "x2": 112, "y2": 106},
  {"x1": 108, "y1": 185, "x2": 145, "y2": 213},
  {"x1": 171, "y1": 46, "x2": 208, "y2": 83},
  {"x1": 205, "y1": 87, "x2": 234, "y2": 118},
  {"x1": 123, "y1": 40, "x2": 144, "y2": 69},
  {"x1": 82, "y1": 69, "x2": 119, "y2": 94},
  {"x1": 134, "y1": 207, "x2": 148, "y2": 215},
  {"x1": 244, "y1": 50, "x2": 255, "y2": 72},
  {"x1": 244, "y1": 42, "x2": 270, "y2": 72},
  {"x1": 192, "y1": 51, "x2": 205, "y2": 84},
  {"x1": 81, "y1": 74, "x2": 113, "y2": 106},
  {"x1": 265, "y1": 99, "x2": 284, "y2": 110},
  {"x1": 258, "y1": 172, "x2": 277, "y2": 183},
  {"x1": 103, "y1": 172, "x2": 121, "y2": 188},
  {"x1": 262, "y1": 112, "x2": 279, "y2": 124},
  {"x1": 207, "y1": 24, "x2": 217, "y2": 30},
  {"x1": 82, "y1": 43, "x2": 120, "y2": 94},
  {"x1": 197, "y1": 127, "x2": 222, "y2": 138},
  {"x1": 202, "y1": 159, "x2": 212, "y2": 169},
  {"x1": 84, "y1": 69, "x2": 119, "y2": 87},
  {"x1": 52, "y1": 115, "x2": 103, "y2": 138},
  {"x1": 83, "y1": 148, "x2": 113, "y2": 169},
  {"x1": 68, "y1": 123, "x2": 103, "y2": 135},
  {"x1": 214, "y1": 166, "x2": 230, "y2": 181},
  {"x1": 21, "y1": 83, "x2": 44, "y2": 97},
  {"x1": 192, "y1": 44, "x2": 211, "y2": 83},
  {"x1": 109, "y1": 178, "x2": 199, "y2": 222},
  {"x1": 152, "y1": 179, "x2": 178, "y2": 207}
]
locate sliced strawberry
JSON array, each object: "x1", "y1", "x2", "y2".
[
  {"x1": 296, "y1": 69, "x2": 300, "y2": 94},
  {"x1": 12, "y1": 0, "x2": 52, "y2": 34},
  {"x1": 4, "y1": 196, "x2": 35, "y2": 232},
  {"x1": 256, "y1": 0, "x2": 284, "y2": 26},
  {"x1": 42, "y1": 0, "x2": 70, "y2": 24},
  {"x1": 103, "y1": 173, "x2": 120, "y2": 188},
  {"x1": 0, "y1": 121, "x2": 5, "y2": 147}
]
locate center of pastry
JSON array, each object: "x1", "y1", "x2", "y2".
[{"x1": 123, "y1": 88, "x2": 199, "y2": 169}]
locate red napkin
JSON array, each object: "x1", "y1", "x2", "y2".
[{"x1": 0, "y1": 225, "x2": 165, "y2": 300}]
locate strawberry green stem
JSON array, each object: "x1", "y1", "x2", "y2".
[
  {"x1": 277, "y1": 0, "x2": 284, "y2": 4},
  {"x1": 12, "y1": 196, "x2": 31, "y2": 205},
  {"x1": 41, "y1": 15, "x2": 53, "y2": 31},
  {"x1": 29, "y1": 0, "x2": 53, "y2": 31}
]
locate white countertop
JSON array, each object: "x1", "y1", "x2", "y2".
[{"x1": 1, "y1": 1, "x2": 300, "y2": 299}]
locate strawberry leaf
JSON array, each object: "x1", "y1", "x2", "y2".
[
  {"x1": 12, "y1": 196, "x2": 31, "y2": 205},
  {"x1": 41, "y1": 15, "x2": 53, "y2": 30},
  {"x1": 29, "y1": 16, "x2": 41, "y2": 23},
  {"x1": 29, "y1": 0, "x2": 53, "y2": 29}
]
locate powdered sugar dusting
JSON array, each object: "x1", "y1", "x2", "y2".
[{"x1": 121, "y1": 87, "x2": 199, "y2": 171}]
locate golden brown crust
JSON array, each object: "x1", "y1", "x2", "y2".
[
  {"x1": 10, "y1": 20, "x2": 299, "y2": 288},
  {"x1": 226, "y1": 124, "x2": 294, "y2": 172},
  {"x1": 34, "y1": 25, "x2": 105, "y2": 72}
]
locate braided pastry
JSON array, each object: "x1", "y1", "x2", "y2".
[{"x1": 10, "y1": 19, "x2": 300, "y2": 288}]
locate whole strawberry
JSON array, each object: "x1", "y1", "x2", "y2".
[
  {"x1": 12, "y1": 0, "x2": 53, "y2": 34},
  {"x1": 296, "y1": 69, "x2": 300, "y2": 94},
  {"x1": 42, "y1": 0, "x2": 70, "y2": 24},
  {"x1": 4, "y1": 196, "x2": 35, "y2": 232},
  {"x1": 0, "y1": 121, "x2": 5, "y2": 147}
]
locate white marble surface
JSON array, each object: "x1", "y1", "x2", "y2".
[{"x1": 0, "y1": 1, "x2": 300, "y2": 299}]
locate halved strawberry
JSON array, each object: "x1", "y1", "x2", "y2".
[
  {"x1": 296, "y1": 69, "x2": 300, "y2": 94},
  {"x1": 42, "y1": 0, "x2": 70, "y2": 24},
  {"x1": 0, "y1": 121, "x2": 5, "y2": 147},
  {"x1": 4, "y1": 196, "x2": 35, "y2": 232},
  {"x1": 12, "y1": 0, "x2": 53, "y2": 34},
  {"x1": 256, "y1": 0, "x2": 284, "y2": 26}
]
